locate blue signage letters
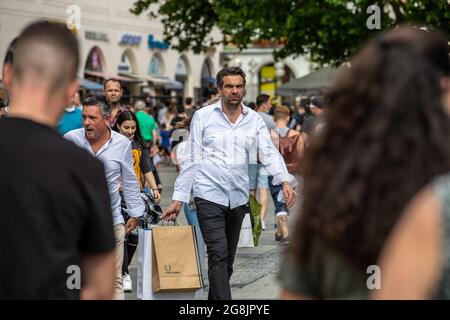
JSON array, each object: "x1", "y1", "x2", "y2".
[
  {"x1": 120, "y1": 34, "x2": 141, "y2": 45},
  {"x1": 148, "y1": 35, "x2": 169, "y2": 50}
]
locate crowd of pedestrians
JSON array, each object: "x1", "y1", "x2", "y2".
[{"x1": 2, "y1": 19, "x2": 450, "y2": 301}]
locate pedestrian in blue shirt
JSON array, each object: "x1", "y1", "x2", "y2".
[{"x1": 57, "y1": 92, "x2": 82, "y2": 135}]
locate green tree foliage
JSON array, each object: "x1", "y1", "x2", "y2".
[{"x1": 130, "y1": 0, "x2": 450, "y2": 66}]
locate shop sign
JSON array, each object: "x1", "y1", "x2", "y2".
[
  {"x1": 148, "y1": 34, "x2": 169, "y2": 50},
  {"x1": 85, "y1": 31, "x2": 109, "y2": 42},
  {"x1": 119, "y1": 33, "x2": 142, "y2": 46}
]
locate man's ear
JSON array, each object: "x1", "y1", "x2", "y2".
[
  {"x1": 105, "y1": 114, "x2": 112, "y2": 126},
  {"x1": 67, "y1": 80, "x2": 79, "y2": 103},
  {"x1": 2, "y1": 63, "x2": 13, "y2": 91}
]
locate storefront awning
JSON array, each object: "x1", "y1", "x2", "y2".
[
  {"x1": 120, "y1": 73, "x2": 174, "y2": 87},
  {"x1": 144, "y1": 75, "x2": 172, "y2": 87},
  {"x1": 79, "y1": 78, "x2": 104, "y2": 91},
  {"x1": 276, "y1": 66, "x2": 343, "y2": 97},
  {"x1": 165, "y1": 80, "x2": 183, "y2": 91},
  {"x1": 84, "y1": 70, "x2": 143, "y2": 84},
  {"x1": 202, "y1": 76, "x2": 216, "y2": 85}
]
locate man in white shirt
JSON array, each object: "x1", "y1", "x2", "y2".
[
  {"x1": 65, "y1": 96, "x2": 145, "y2": 300},
  {"x1": 163, "y1": 67, "x2": 297, "y2": 300}
]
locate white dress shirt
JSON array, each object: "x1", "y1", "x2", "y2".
[
  {"x1": 64, "y1": 128, "x2": 145, "y2": 226},
  {"x1": 172, "y1": 99, "x2": 296, "y2": 209}
]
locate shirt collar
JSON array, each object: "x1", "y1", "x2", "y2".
[
  {"x1": 82, "y1": 127, "x2": 114, "y2": 154},
  {"x1": 213, "y1": 99, "x2": 249, "y2": 115}
]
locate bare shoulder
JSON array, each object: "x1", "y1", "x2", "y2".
[
  {"x1": 373, "y1": 187, "x2": 443, "y2": 299},
  {"x1": 394, "y1": 187, "x2": 442, "y2": 241}
]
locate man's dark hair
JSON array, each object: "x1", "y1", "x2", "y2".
[
  {"x1": 311, "y1": 96, "x2": 325, "y2": 109},
  {"x1": 256, "y1": 94, "x2": 270, "y2": 107},
  {"x1": 13, "y1": 20, "x2": 79, "y2": 90},
  {"x1": 216, "y1": 66, "x2": 246, "y2": 88},
  {"x1": 247, "y1": 102, "x2": 256, "y2": 110},
  {"x1": 1, "y1": 37, "x2": 19, "y2": 108},
  {"x1": 209, "y1": 87, "x2": 218, "y2": 96},
  {"x1": 104, "y1": 78, "x2": 122, "y2": 90},
  {"x1": 83, "y1": 96, "x2": 111, "y2": 118},
  {"x1": 185, "y1": 97, "x2": 192, "y2": 105},
  {"x1": 300, "y1": 98, "x2": 310, "y2": 108},
  {"x1": 3, "y1": 37, "x2": 18, "y2": 66}
]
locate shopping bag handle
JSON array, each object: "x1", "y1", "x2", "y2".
[{"x1": 161, "y1": 219, "x2": 181, "y2": 226}]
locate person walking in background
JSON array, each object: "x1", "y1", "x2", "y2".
[
  {"x1": 254, "y1": 94, "x2": 276, "y2": 230},
  {"x1": 57, "y1": 91, "x2": 82, "y2": 135},
  {"x1": 269, "y1": 105, "x2": 305, "y2": 244},
  {"x1": 65, "y1": 97, "x2": 145, "y2": 300},
  {"x1": 104, "y1": 79, "x2": 127, "y2": 127},
  {"x1": 113, "y1": 110, "x2": 161, "y2": 201},
  {"x1": 163, "y1": 66, "x2": 297, "y2": 300},
  {"x1": 135, "y1": 100, "x2": 158, "y2": 146},
  {"x1": 184, "y1": 97, "x2": 195, "y2": 118},
  {"x1": 278, "y1": 26, "x2": 450, "y2": 300},
  {"x1": 288, "y1": 98, "x2": 309, "y2": 131},
  {"x1": 113, "y1": 110, "x2": 160, "y2": 293},
  {"x1": 0, "y1": 20, "x2": 115, "y2": 300},
  {"x1": 256, "y1": 94, "x2": 276, "y2": 131},
  {"x1": 159, "y1": 123, "x2": 172, "y2": 162},
  {"x1": 134, "y1": 99, "x2": 162, "y2": 191},
  {"x1": 202, "y1": 87, "x2": 221, "y2": 107}
]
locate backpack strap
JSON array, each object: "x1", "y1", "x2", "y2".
[{"x1": 270, "y1": 129, "x2": 280, "y2": 151}]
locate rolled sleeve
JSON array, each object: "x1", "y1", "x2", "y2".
[
  {"x1": 121, "y1": 142, "x2": 145, "y2": 218},
  {"x1": 172, "y1": 190, "x2": 191, "y2": 203}
]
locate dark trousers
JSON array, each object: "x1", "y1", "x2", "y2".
[
  {"x1": 194, "y1": 197, "x2": 247, "y2": 300},
  {"x1": 122, "y1": 233, "x2": 138, "y2": 275}
]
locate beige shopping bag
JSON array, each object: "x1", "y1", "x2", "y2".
[{"x1": 152, "y1": 225, "x2": 203, "y2": 292}]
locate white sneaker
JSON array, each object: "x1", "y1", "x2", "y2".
[
  {"x1": 123, "y1": 273, "x2": 132, "y2": 292},
  {"x1": 261, "y1": 221, "x2": 267, "y2": 231}
]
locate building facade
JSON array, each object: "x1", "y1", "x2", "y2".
[
  {"x1": 0, "y1": 0, "x2": 222, "y2": 105},
  {"x1": 222, "y1": 44, "x2": 312, "y2": 104}
]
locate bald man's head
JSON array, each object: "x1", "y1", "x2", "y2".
[{"x1": 13, "y1": 20, "x2": 79, "y2": 92}]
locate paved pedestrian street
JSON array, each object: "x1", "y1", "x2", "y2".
[{"x1": 125, "y1": 163, "x2": 300, "y2": 300}]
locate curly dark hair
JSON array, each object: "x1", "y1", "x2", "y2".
[{"x1": 290, "y1": 26, "x2": 450, "y2": 269}]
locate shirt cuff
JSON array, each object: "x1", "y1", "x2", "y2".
[
  {"x1": 272, "y1": 173, "x2": 298, "y2": 188},
  {"x1": 125, "y1": 204, "x2": 145, "y2": 218},
  {"x1": 173, "y1": 191, "x2": 191, "y2": 203}
]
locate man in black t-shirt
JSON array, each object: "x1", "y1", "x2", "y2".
[{"x1": 0, "y1": 21, "x2": 115, "y2": 299}]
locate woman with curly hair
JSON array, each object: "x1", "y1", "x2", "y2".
[{"x1": 278, "y1": 26, "x2": 450, "y2": 299}]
